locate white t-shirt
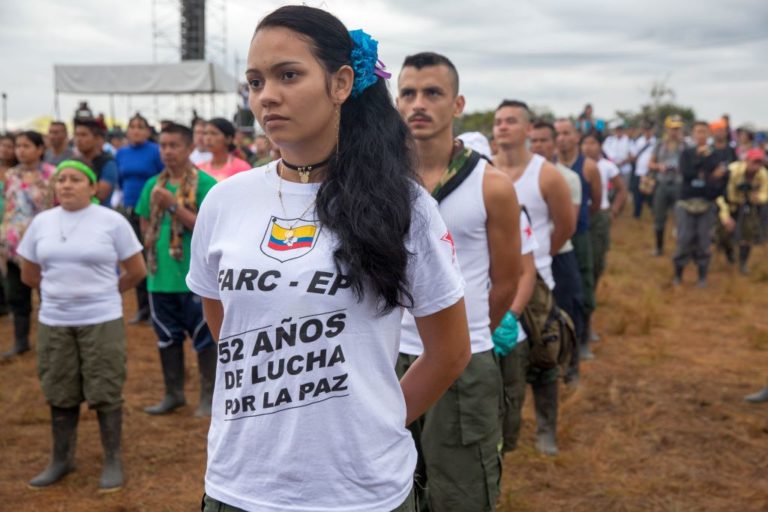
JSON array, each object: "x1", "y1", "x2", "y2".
[
  {"x1": 518, "y1": 211, "x2": 538, "y2": 342},
  {"x1": 597, "y1": 158, "x2": 620, "y2": 210},
  {"x1": 186, "y1": 162, "x2": 464, "y2": 512},
  {"x1": 191, "y1": 148, "x2": 213, "y2": 165},
  {"x1": 631, "y1": 135, "x2": 656, "y2": 177},
  {"x1": 603, "y1": 134, "x2": 632, "y2": 175},
  {"x1": 17, "y1": 204, "x2": 142, "y2": 326}
]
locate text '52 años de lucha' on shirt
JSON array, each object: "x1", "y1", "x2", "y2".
[{"x1": 186, "y1": 161, "x2": 465, "y2": 512}]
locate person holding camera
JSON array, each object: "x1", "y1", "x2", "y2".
[
  {"x1": 673, "y1": 121, "x2": 727, "y2": 287},
  {"x1": 718, "y1": 148, "x2": 768, "y2": 276},
  {"x1": 648, "y1": 115, "x2": 686, "y2": 256}
]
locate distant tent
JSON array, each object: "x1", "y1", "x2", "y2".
[
  {"x1": 53, "y1": 61, "x2": 239, "y2": 125},
  {"x1": 54, "y1": 61, "x2": 236, "y2": 95}
]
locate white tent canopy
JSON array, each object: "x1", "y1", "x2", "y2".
[{"x1": 54, "y1": 61, "x2": 237, "y2": 95}]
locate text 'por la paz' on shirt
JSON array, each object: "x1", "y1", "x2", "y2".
[{"x1": 185, "y1": 162, "x2": 464, "y2": 512}]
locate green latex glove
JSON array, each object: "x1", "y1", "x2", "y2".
[{"x1": 492, "y1": 311, "x2": 519, "y2": 357}]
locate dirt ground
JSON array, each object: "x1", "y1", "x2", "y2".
[{"x1": 1, "y1": 212, "x2": 768, "y2": 511}]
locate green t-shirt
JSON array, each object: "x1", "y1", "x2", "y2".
[{"x1": 135, "y1": 170, "x2": 217, "y2": 293}]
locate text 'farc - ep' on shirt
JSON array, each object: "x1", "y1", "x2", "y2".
[{"x1": 185, "y1": 161, "x2": 465, "y2": 512}]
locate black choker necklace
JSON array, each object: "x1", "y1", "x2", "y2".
[{"x1": 281, "y1": 156, "x2": 332, "y2": 183}]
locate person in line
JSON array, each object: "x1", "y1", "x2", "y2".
[
  {"x1": 190, "y1": 118, "x2": 212, "y2": 165},
  {"x1": 494, "y1": 101, "x2": 575, "y2": 456},
  {"x1": 555, "y1": 118, "x2": 602, "y2": 359},
  {"x1": 250, "y1": 134, "x2": 273, "y2": 167},
  {"x1": 603, "y1": 121, "x2": 633, "y2": 187},
  {"x1": 396, "y1": 52, "x2": 521, "y2": 510},
  {"x1": 581, "y1": 131, "x2": 628, "y2": 287},
  {"x1": 115, "y1": 113, "x2": 164, "y2": 323},
  {"x1": 629, "y1": 121, "x2": 657, "y2": 219},
  {"x1": 498, "y1": 210, "x2": 540, "y2": 452},
  {"x1": 73, "y1": 119, "x2": 119, "y2": 207},
  {"x1": 19, "y1": 159, "x2": 145, "y2": 492},
  {"x1": 43, "y1": 122, "x2": 75, "y2": 166},
  {"x1": 718, "y1": 148, "x2": 768, "y2": 275},
  {"x1": 1, "y1": 131, "x2": 55, "y2": 359},
  {"x1": 187, "y1": 6, "x2": 470, "y2": 511},
  {"x1": 137, "y1": 124, "x2": 218, "y2": 417},
  {"x1": 197, "y1": 118, "x2": 251, "y2": 182},
  {"x1": 0, "y1": 133, "x2": 17, "y2": 317},
  {"x1": 649, "y1": 115, "x2": 686, "y2": 256},
  {"x1": 736, "y1": 128, "x2": 755, "y2": 160},
  {"x1": 673, "y1": 121, "x2": 726, "y2": 287},
  {"x1": 530, "y1": 121, "x2": 585, "y2": 386}
]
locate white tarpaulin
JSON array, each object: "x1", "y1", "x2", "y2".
[{"x1": 54, "y1": 61, "x2": 237, "y2": 95}]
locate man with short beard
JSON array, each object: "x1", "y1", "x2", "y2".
[{"x1": 397, "y1": 52, "x2": 522, "y2": 510}]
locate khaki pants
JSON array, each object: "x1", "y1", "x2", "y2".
[
  {"x1": 397, "y1": 350, "x2": 502, "y2": 512},
  {"x1": 37, "y1": 318, "x2": 126, "y2": 411}
]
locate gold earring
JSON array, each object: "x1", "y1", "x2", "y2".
[{"x1": 335, "y1": 105, "x2": 341, "y2": 160}]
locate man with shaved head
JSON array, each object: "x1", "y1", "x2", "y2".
[
  {"x1": 493, "y1": 100, "x2": 574, "y2": 456},
  {"x1": 396, "y1": 52, "x2": 522, "y2": 510}
]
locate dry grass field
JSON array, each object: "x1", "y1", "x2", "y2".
[{"x1": 1, "y1": 212, "x2": 767, "y2": 511}]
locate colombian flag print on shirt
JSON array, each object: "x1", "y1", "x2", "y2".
[{"x1": 268, "y1": 222, "x2": 317, "y2": 251}]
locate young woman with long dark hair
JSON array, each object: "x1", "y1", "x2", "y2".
[
  {"x1": 187, "y1": 6, "x2": 470, "y2": 511},
  {"x1": 1, "y1": 131, "x2": 54, "y2": 358}
]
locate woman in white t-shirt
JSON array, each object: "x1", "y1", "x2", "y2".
[
  {"x1": 187, "y1": 6, "x2": 470, "y2": 512},
  {"x1": 18, "y1": 159, "x2": 146, "y2": 492}
]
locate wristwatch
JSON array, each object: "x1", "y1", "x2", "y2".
[{"x1": 166, "y1": 204, "x2": 178, "y2": 215}]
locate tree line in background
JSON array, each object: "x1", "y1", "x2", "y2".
[{"x1": 453, "y1": 79, "x2": 697, "y2": 137}]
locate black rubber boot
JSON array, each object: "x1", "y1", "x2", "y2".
[
  {"x1": 697, "y1": 265, "x2": 708, "y2": 288},
  {"x1": 28, "y1": 406, "x2": 79, "y2": 488},
  {"x1": 2, "y1": 314, "x2": 31, "y2": 360},
  {"x1": 144, "y1": 344, "x2": 186, "y2": 415},
  {"x1": 745, "y1": 387, "x2": 768, "y2": 403},
  {"x1": 533, "y1": 380, "x2": 559, "y2": 456},
  {"x1": 654, "y1": 229, "x2": 664, "y2": 256},
  {"x1": 579, "y1": 316, "x2": 595, "y2": 361},
  {"x1": 194, "y1": 345, "x2": 217, "y2": 417},
  {"x1": 97, "y1": 408, "x2": 124, "y2": 492},
  {"x1": 739, "y1": 245, "x2": 751, "y2": 275},
  {"x1": 673, "y1": 265, "x2": 684, "y2": 286}
]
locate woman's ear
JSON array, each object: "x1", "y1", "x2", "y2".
[{"x1": 332, "y1": 65, "x2": 354, "y2": 104}]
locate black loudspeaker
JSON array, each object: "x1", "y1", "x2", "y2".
[{"x1": 181, "y1": 0, "x2": 205, "y2": 61}]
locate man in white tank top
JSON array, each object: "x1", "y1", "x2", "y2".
[
  {"x1": 396, "y1": 52, "x2": 522, "y2": 511},
  {"x1": 492, "y1": 100, "x2": 574, "y2": 456}
]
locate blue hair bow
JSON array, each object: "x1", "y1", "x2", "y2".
[{"x1": 349, "y1": 29, "x2": 391, "y2": 98}]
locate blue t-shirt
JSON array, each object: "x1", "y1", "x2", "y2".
[
  {"x1": 99, "y1": 159, "x2": 119, "y2": 207},
  {"x1": 116, "y1": 141, "x2": 163, "y2": 207}
]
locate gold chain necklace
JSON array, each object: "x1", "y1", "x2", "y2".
[{"x1": 277, "y1": 162, "x2": 317, "y2": 245}]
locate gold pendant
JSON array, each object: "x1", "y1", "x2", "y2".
[
  {"x1": 285, "y1": 229, "x2": 295, "y2": 239},
  {"x1": 299, "y1": 171, "x2": 310, "y2": 184}
]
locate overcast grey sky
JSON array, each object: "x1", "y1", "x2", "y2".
[{"x1": 2, "y1": 0, "x2": 767, "y2": 130}]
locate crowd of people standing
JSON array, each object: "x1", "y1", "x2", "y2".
[{"x1": 1, "y1": 5, "x2": 767, "y2": 510}]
